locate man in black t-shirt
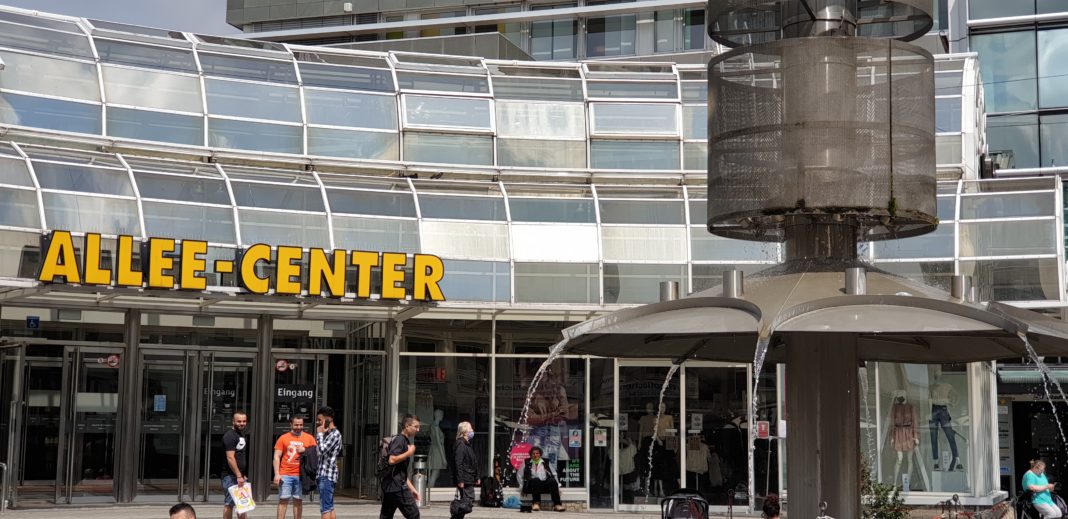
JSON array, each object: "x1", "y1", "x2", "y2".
[
  {"x1": 222, "y1": 411, "x2": 249, "y2": 519},
  {"x1": 380, "y1": 414, "x2": 421, "y2": 519}
]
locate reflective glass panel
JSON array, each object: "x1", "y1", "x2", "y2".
[
  {"x1": 959, "y1": 220, "x2": 1057, "y2": 257},
  {"x1": 134, "y1": 172, "x2": 230, "y2": 204},
  {"x1": 509, "y1": 198, "x2": 596, "y2": 223},
  {"x1": 208, "y1": 118, "x2": 302, "y2": 154},
  {"x1": 682, "y1": 105, "x2": 707, "y2": 140},
  {"x1": 102, "y1": 65, "x2": 202, "y2": 113},
  {"x1": 875, "y1": 261, "x2": 954, "y2": 292},
  {"x1": 691, "y1": 229, "x2": 779, "y2": 261},
  {"x1": 33, "y1": 162, "x2": 134, "y2": 196},
  {"x1": 971, "y1": 31, "x2": 1037, "y2": 113},
  {"x1": 395, "y1": 72, "x2": 489, "y2": 94},
  {"x1": 872, "y1": 224, "x2": 954, "y2": 259},
  {"x1": 437, "y1": 259, "x2": 509, "y2": 302},
  {"x1": 1038, "y1": 28, "x2": 1068, "y2": 109},
  {"x1": 683, "y1": 9, "x2": 706, "y2": 50},
  {"x1": 935, "y1": 97, "x2": 962, "y2": 133},
  {"x1": 937, "y1": 196, "x2": 957, "y2": 221},
  {"x1": 106, "y1": 108, "x2": 204, "y2": 146},
  {"x1": 1040, "y1": 114, "x2": 1068, "y2": 167},
  {"x1": 198, "y1": 53, "x2": 298, "y2": 84},
  {"x1": 205, "y1": 79, "x2": 301, "y2": 122},
  {"x1": 491, "y1": 77, "x2": 584, "y2": 101},
  {"x1": 0, "y1": 156, "x2": 34, "y2": 187},
  {"x1": 603, "y1": 263, "x2": 685, "y2": 304},
  {"x1": 0, "y1": 19, "x2": 93, "y2": 58},
  {"x1": 515, "y1": 262, "x2": 598, "y2": 303},
  {"x1": 600, "y1": 200, "x2": 684, "y2": 224},
  {"x1": 586, "y1": 81, "x2": 678, "y2": 99},
  {"x1": 684, "y1": 142, "x2": 707, "y2": 171},
  {"x1": 602, "y1": 226, "x2": 688, "y2": 261},
  {"x1": 0, "y1": 51, "x2": 100, "y2": 101},
  {"x1": 936, "y1": 135, "x2": 962, "y2": 165},
  {"x1": 960, "y1": 192, "x2": 1055, "y2": 219},
  {"x1": 0, "y1": 92, "x2": 101, "y2": 134},
  {"x1": 497, "y1": 139, "x2": 586, "y2": 169},
  {"x1": 986, "y1": 115, "x2": 1039, "y2": 169},
  {"x1": 591, "y1": 140, "x2": 680, "y2": 170},
  {"x1": 0, "y1": 188, "x2": 41, "y2": 229},
  {"x1": 960, "y1": 258, "x2": 1060, "y2": 301},
  {"x1": 419, "y1": 194, "x2": 506, "y2": 221},
  {"x1": 42, "y1": 192, "x2": 140, "y2": 235},
  {"x1": 327, "y1": 189, "x2": 416, "y2": 218},
  {"x1": 420, "y1": 221, "x2": 509, "y2": 259},
  {"x1": 297, "y1": 63, "x2": 395, "y2": 92},
  {"x1": 655, "y1": 10, "x2": 674, "y2": 53},
  {"x1": 332, "y1": 216, "x2": 420, "y2": 253},
  {"x1": 968, "y1": 0, "x2": 1034, "y2": 19},
  {"x1": 231, "y1": 182, "x2": 325, "y2": 212},
  {"x1": 403, "y1": 96, "x2": 492, "y2": 129},
  {"x1": 530, "y1": 18, "x2": 578, "y2": 60},
  {"x1": 495, "y1": 101, "x2": 585, "y2": 139},
  {"x1": 586, "y1": 14, "x2": 636, "y2": 57},
  {"x1": 307, "y1": 128, "x2": 398, "y2": 161},
  {"x1": 403, "y1": 133, "x2": 492, "y2": 165},
  {"x1": 238, "y1": 209, "x2": 329, "y2": 248},
  {"x1": 681, "y1": 81, "x2": 707, "y2": 102},
  {"x1": 142, "y1": 201, "x2": 236, "y2": 244},
  {"x1": 304, "y1": 89, "x2": 397, "y2": 129},
  {"x1": 592, "y1": 103, "x2": 678, "y2": 135},
  {"x1": 94, "y1": 39, "x2": 197, "y2": 72}
]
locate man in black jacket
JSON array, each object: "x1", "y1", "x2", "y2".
[
  {"x1": 522, "y1": 447, "x2": 564, "y2": 512},
  {"x1": 450, "y1": 421, "x2": 479, "y2": 519}
]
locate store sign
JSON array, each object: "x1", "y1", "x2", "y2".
[{"x1": 36, "y1": 230, "x2": 446, "y2": 301}]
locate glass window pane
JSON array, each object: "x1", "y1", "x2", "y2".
[
  {"x1": 603, "y1": 263, "x2": 685, "y2": 304},
  {"x1": 495, "y1": 101, "x2": 585, "y2": 139},
  {"x1": 332, "y1": 216, "x2": 420, "y2": 253},
  {"x1": 935, "y1": 71, "x2": 963, "y2": 94},
  {"x1": 419, "y1": 194, "x2": 506, "y2": 221},
  {"x1": 681, "y1": 81, "x2": 707, "y2": 102},
  {"x1": 872, "y1": 223, "x2": 954, "y2": 259},
  {"x1": 403, "y1": 133, "x2": 493, "y2": 165},
  {"x1": 134, "y1": 172, "x2": 230, "y2": 205},
  {"x1": 600, "y1": 200, "x2": 684, "y2": 224},
  {"x1": 682, "y1": 105, "x2": 707, "y2": 139},
  {"x1": 231, "y1": 182, "x2": 325, "y2": 212},
  {"x1": 307, "y1": 128, "x2": 398, "y2": 161},
  {"x1": 94, "y1": 39, "x2": 197, "y2": 72},
  {"x1": 0, "y1": 188, "x2": 41, "y2": 228},
  {"x1": 960, "y1": 192, "x2": 1055, "y2": 219},
  {"x1": 960, "y1": 258, "x2": 1060, "y2": 301},
  {"x1": 1039, "y1": 28, "x2": 1068, "y2": 109},
  {"x1": 107, "y1": 107, "x2": 204, "y2": 146},
  {"x1": 684, "y1": 142, "x2": 707, "y2": 170},
  {"x1": 1040, "y1": 114, "x2": 1068, "y2": 167},
  {"x1": 0, "y1": 51, "x2": 100, "y2": 101},
  {"x1": 420, "y1": 221, "x2": 509, "y2": 259},
  {"x1": 403, "y1": 95, "x2": 492, "y2": 129},
  {"x1": 143, "y1": 202, "x2": 236, "y2": 243},
  {"x1": 875, "y1": 261, "x2": 954, "y2": 291},
  {"x1": 510, "y1": 198, "x2": 596, "y2": 223},
  {"x1": 937, "y1": 196, "x2": 957, "y2": 221},
  {"x1": 238, "y1": 209, "x2": 329, "y2": 248},
  {"x1": 0, "y1": 157, "x2": 34, "y2": 187},
  {"x1": 327, "y1": 189, "x2": 416, "y2": 218},
  {"x1": 959, "y1": 220, "x2": 1057, "y2": 257},
  {"x1": 436, "y1": 260, "x2": 510, "y2": 302},
  {"x1": 0, "y1": 20, "x2": 93, "y2": 58},
  {"x1": 0, "y1": 92, "x2": 101, "y2": 134},
  {"x1": 968, "y1": 0, "x2": 1034, "y2": 19},
  {"x1": 515, "y1": 263, "x2": 598, "y2": 303},
  {"x1": 586, "y1": 14, "x2": 636, "y2": 57},
  {"x1": 492, "y1": 77, "x2": 584, "y2": 101},
  {"x1": 42, "y1": 192, "x2": 140, "y2": 235},
  {"x1": 592, "y1": 103, "x2": 678, "y2": 135},
  {"x1": 691, "y1": 229, "x2": 779, "y2": 261},
  {"x1": 102, "y1": 65, "x2": 202, "y2": 113},
  {"x1": 498, "y1": 139, "x2": 586, "y2": 169},
  {"x1": 33, "y1": 162, "x2": 134, "y2": 196},
  {"x1": 936, "y1": 134, "x2": 962, "y2": 165},
  {"x1": 530, "y1": 18, "x2": 578, "y2": 60},
  {"x1": 655, "y1": 10, "x2": 675, "y2": 53},
  {"x1": 205, "y1": 79, "x2": 301, "y2": 122},
  {"x1": 198, "y1": 53, "x2": 298, "y2": 84},
  {"x1": 987, "y1": 115, "x2": 1039, "y2": 169},
  {"x1": 304, "y1": 89, "x2": 396, "y2": 129},
  {"x1": 935, "y1": 97, "x2": 962, "y2": 133},
  {"x1": 396, "y1": 72, "x2": 489, "y2": 94},
  {"x1": 1039, "y1": 0, "x2": 1068, "y2": 14},
  {"x1": 208, "y1": 118, "x2": 302, "y2": 154},
  {"x1": 591, "y1": 140, "x2": 680, "y2": 170},
  {"x1": 602, "y1": 226, "x2": 688, "y2": 261},
  {"x1": 971, "y1": 31, "x2": 1037, "y2": 113},
  {"x1": 297, "y1": 63, "x2": 395, "y2": 91},
  {"x1": 512, "y1": 224, "x2": 599, "y2": 262},
  {"x1": 683, "y1": 9, "x2": 706, "y2": 50},
  {"x1": 586, "y1": 81, "x2": 678, "y2": 99}
]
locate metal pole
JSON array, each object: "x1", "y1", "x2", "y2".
[
  {"x1": 659, "y1": 281, "x2": 680, "y2": 302},
  {"x1": 0, "y1": 461, "x2": 7, "y2": 514}
]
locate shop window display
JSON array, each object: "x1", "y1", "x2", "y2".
[{"x1": 878, "y1": 363, "x2": 971, "y2": 493}]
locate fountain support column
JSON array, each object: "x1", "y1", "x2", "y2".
[{"x1": 785, "y1": 332, "x2": 860, "y2": 518}]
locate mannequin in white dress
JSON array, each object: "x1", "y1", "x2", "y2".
[{"x1": 429, "y1": 409, "x2": 447, "y2": 486}]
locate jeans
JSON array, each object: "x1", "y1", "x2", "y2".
[
  {"x1": 279, "y1": 475, "x2": 302, "y2": 500},
  {"x1": 318, "y1": 477, "x2": 335, "y2": 514},
  {"x1": 929, "y1": 405, "x2": 959, "y2": 461},
  {"x1": 380, "y1": 490, "x2": 420, "y2": 519},
  {"x1": 222, "y1": 474, "x2": 238, "y2": 507}
]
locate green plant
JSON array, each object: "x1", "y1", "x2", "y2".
[{"x1": 861, "y1": 458, "x2": 911, "y2": 519}]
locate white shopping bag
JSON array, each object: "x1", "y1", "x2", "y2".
[{"x1": 227, "y1": 482, "x2": 256, "y2": 514}]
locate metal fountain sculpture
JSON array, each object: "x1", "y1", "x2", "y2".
[{"x1": 550, "y1": 0, "x2": 1068, "y2": 516}]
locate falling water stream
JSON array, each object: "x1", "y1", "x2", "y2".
[
  {"x1": 644, "y1": 363, "x2": 680, "y2": 503},
  {"x1": 747, "y1": 330, "x2": 772, "y2": 506},
  {"x1": 859, "y1": 365, "x2": 876, "y2": 469},
  {"x1": 1019, "y1": 332, "x2": 1068, "y2": 448},
  {"x1": 509, "y1": 337, "x2": 570, "y2": 472}
]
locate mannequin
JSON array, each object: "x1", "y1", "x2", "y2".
[
  {"x1": 617, "y1": 437, "x2": 638, "y2": 502},
  {"x1": 639, "y1": 403, "x2": 657, "y2": 439},
  {"x1": 888, "y1": 391, "x2": 919, "y2": 481},
  {"x1": 685, "y1": 435, "x2": 712, "y2": 492},
  {"x1": 429, "y1": 409, "x2": 447, "y2": 486},
  {"x1": 929, "y1": 378, "x2": 962, "y2": 471}
]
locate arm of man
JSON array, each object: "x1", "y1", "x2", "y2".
[
  {"x1": 408, "y1": 476, "x2": 420, "y2": 501},
  {"x1": 226, "y1": 450, "x2": 245, "y2": 487},
  {"x1": 388, "y1": 437, "x2": 415, "y2": 465},
  {"x1": 273, "y1": 448, "x2": 283, "y2": 485}
]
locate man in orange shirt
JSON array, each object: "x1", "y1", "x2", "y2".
[{"x1": 274, "y1": 415, "x2": 317, "y2": 519}]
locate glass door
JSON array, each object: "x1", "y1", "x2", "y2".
[
  {"x1": 0, "y1": 344, "x2": 25, "y2": 508},
  {"x1": 616, "y1": 362, "x2": 681, "y2": 511},
  {"x1": 197, "y1": 352, "x2": 254, "y2": 503},
  {"x1": 137, "y1": 350, "x2": 193, "y2": 500},
  {"x1": 682, "y1": 363, "x2": 751, "y2": 509},
  {"x1": 271, "y1": 354, "x2": 325, "y2": 439},
  {"x1": 15, "y1": 344, "x2": 63, "y2": 503},
  {"x1": 55, "y1": 346, "x2": 123, "y2": 504},
  {"x1": 345, "y1": 353, "x2": 384, "y2": 499}
]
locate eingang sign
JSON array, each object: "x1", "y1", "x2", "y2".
[{"x1": 36, "y1": 230, "x2": 446, "y2": 301}]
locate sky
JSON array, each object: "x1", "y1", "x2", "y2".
[{"x1": 1, "y1": 0, "x2": 237, "y2": 35}]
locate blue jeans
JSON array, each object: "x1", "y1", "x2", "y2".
[
  {"x1": 222, "y1": 474, "x2": 238, "y2": 507},
  {"x1": 318, "y1": 477, "x2": 335, "y2": 514},
  {"x1": 279, "y1": 475, "x2": 302, "y2": 500},
  {"x1": 930, "y1": 405, "x2": 959, "y2": 461}
]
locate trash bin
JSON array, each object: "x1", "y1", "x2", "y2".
[
  {"x1": 660, "y1": 488, "x2": 709, "y2": 519},
  {"x1": 413, "y1": 454, "x2": 429, "y2": 508}
]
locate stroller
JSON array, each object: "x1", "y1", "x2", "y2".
[
  {"x1": 1015, "y1": 490, "x2": 1068, "y2": 519},
  {"x1": 661, "y1": 488, "x2": 710, "y2": 519}
]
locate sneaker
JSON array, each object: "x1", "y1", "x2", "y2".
[
  {"x1": 554, "y1": 505, "x2": 566, "y2": 512},
  {"x1": 532, "y1": 503, "x2": 540, "y2": 511}
]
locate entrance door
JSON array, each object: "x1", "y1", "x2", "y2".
[
  {"x1": 137, "y1": 350, "x2": 194, "y2": 500},
  {"x1": 616, "y1": 363, "x2": 681, "y2": 511},
  {"x1": 195, "y1": 352, "x2": 254, "y2": 503},
  {"x1": 0, "y1": 344, "x2": 25, "y2": 508},
  {"x1": 54, "y1": 346, "x2": 124, "y2": 504}
]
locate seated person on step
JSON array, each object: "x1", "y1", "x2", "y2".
[{"x1": 522, "y1": 447, "x2": 564, "y2": 512}]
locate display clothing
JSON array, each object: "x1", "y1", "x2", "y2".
[
  {"x1": 890, "y1": 403, "x2": 919, "y2": 452},
  {"x1": 929, "y1": 404, "x2": 959, "y2": 462},
  {"x1": 430, "y1": 424, "x2": 447, "y2": 470},
  {"x1": 685, "y1": 442, "x2": 710, "y2": 473},
  {"x1": 618, "y1": 440, "x2": 637, "y2": 476}
]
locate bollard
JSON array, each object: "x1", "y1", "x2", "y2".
[{"x1": 413, "y1": 455, "x2": 429, "y2": 508}]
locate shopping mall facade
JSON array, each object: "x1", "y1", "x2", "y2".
[{"x1": 0, "y1": 2, "x2": 1062, "y2": 513}]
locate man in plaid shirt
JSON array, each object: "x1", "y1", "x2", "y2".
[{"x1": 316, "y1": 406, "x2": 343, "y2": 519}]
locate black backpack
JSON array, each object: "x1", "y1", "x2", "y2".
[{"x1": 377, "y1": 435, "x2": 397, "y2": 479}]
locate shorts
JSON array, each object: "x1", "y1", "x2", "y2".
[
  {"x1": 318, "y1": 477, "x2": 335, "y2": 514},
  {"x1": 222, "y1": 474, "x2": 238, "y2": 507},
  {"x1": 279, "y1": 475, "x2": 302, "y2": 500}
]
